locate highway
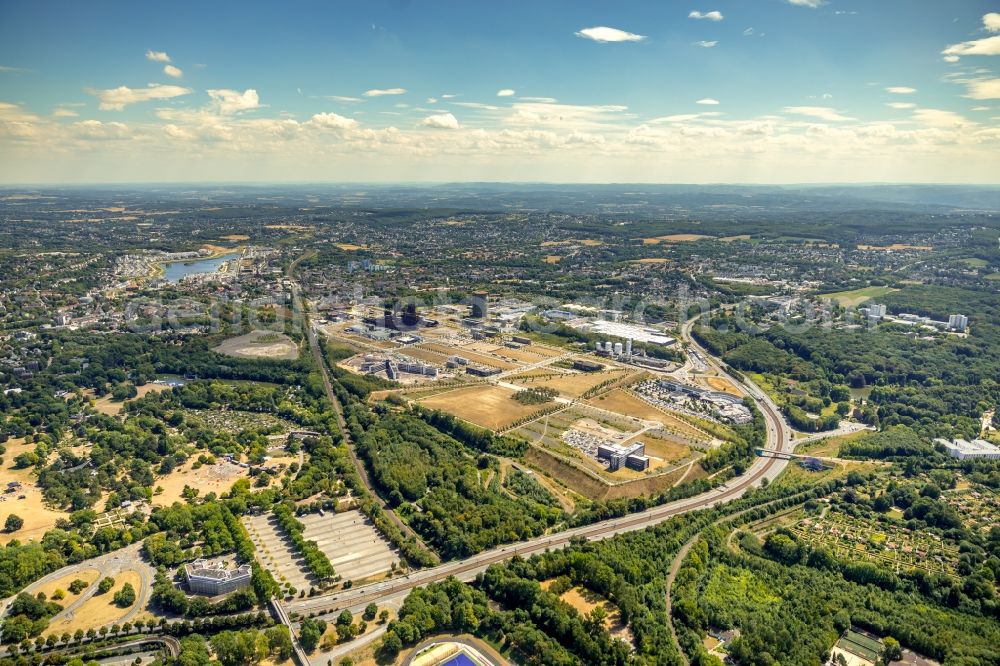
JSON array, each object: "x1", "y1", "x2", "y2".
[{"x1": 285, "y1": 313, "x2": 794, "y2": 619}]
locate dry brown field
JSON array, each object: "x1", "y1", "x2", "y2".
[
  {"x1": 0, "y1": 439, "x2": 71, "y2": 545},
  {"x1": 704, "y1": 375, "x2": 743, "y2": 396},
  {"x1": 417, "y1": 384, "x2": 546, "y2": 430},
  {"x1": 154, "y1": 459, "x2": 250, "y2": 506},
  {"x1": 44, "y1": 570, "x2": 143, "y2": 636},
  {"x1": 514, "y1": 369, "x2": 631, "y2": 399},
  {"x1": 586, "y1": 389, "x2": 710, "y2": 440}
]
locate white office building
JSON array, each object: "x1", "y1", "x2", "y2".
[
  {"x1": 936, "y1": 438, "x2": 1000, "y2": 460},
  {"x1": 947, "y1": 314, "x2": 968, "y2": 331},
  {"x1": 184, "y1": 559, "x2": 252, "y2": 595}
]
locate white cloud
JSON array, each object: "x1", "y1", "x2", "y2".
[
  {"x1": 942, "y1": 34, "x2": 1000, "y2": 60},
  {"x1": 886, "y1": 102, "x2": 916, "y2": 109},
  {"x1": 785, "y1": 0, "x2": 823, "y2": 7},
  {"x1": 89, "y1": 83, "x2": 192, "y2": 111},
  {"x1": 454, "y1": 102, "x2": 500, "y2": 110},
  {"x1": 783, "y1": 106, "x2": 854, "y2": 121},
  {"x1": 72, "y1": 119, "x2": 130, "y2": 140},
  {"x1": 0, "y1": 65, "x2": 29, "y2": 73},
  {"x1": 697, "y1": 98, "x2": 720, "y2": 105},
  {"x1": 971, "y1": 106, "x2": 991, "y2": 111},
  {"x1": 363, "y1": 88, "x2": 406, "y2": 97},
  {"x1": 507, "y1": 101, "x2": 630, "y2": 131},
  {"x1": 885, "y1": 86, "x2": 916, "y2": 94},
  {"x1": 695, "y1": 40, "x2": 718, "y2": 48},
  {"x1": 986, "y1": 13, "x2": 1000, "y2": 32},
  {"x1": 426, "y1": 97, "x2": 438, "y2": 104},
  {"x1": 441, "y1": 94, "x2": 459, "y2": 99},
  {"x1": 913, "y1": 108, "x2": 970, "y2": 127},
  {"x1": 422, "y1": 112, "x2": 460, "y2": 129},
  {"x1": 519, "y1": 96, "x2": 558, "y2": 103},
  {"x1": 497, "y1": 89, "x2": 515, "y2": 97},
  {"x1": 329, "y1": 96, "x2": 362, "y2": 103},
  {"x1": 575, "y1": 27, "x2": 646, "y2": 43},
  {"x1": 146, "y1": 50, "x2": 171, "y2": 62},
  {"x1": 309, "y1": 112, "x2": 358, "y2": 131},
  {"x1": 689, "y1": 10, "x2": 723, "y2": 21},
  {"x1": 964, "y1": 78, "x2": 1000, "y2": 99},
  {"x1": 207, "y1": 88, "x2": 260, "y2": 114},
  {"x1": 651, "y1": 114, "x2": 702, "y2": 123},
  {"x1": 743, "y1": 27, "x2": 755, "y2": 36},
  {"x1": 52, "y1": 108, "x2": 79, "y2": 118},
  {"x1": 163, "y1": 65, "x2": 183, "y2": 78},
  {"x1": 944, "y1": 55, "x2": 961, "y2": 63}
]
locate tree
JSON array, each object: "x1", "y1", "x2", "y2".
[
  {"x1": 114, "y1": 582, "x2": 136, "y2": 607},
  {"x1": 362, "y1": 603, "x2": 378, "y2": 622},
  {"x1": 97, "y1": 577, "x2": 115, "y2": 594},
  {"x1": 378, "y1": 609, "x2": 390, "y2": 624},
  {"x1": 378, "y1": 632, "x2": 402, "y2": 662},
  {"x1": 4, "y1": 514, "x2": 24, "y2": 532},
  {"x1": 299, "y1": 618, "x2": 326, "y2": 653},
  {"x1": 883, "y1": 637, "x2": 902, "y2": 664},
  {"x1": 111, "y1": 382, "x2": 138, "y2": 401}
]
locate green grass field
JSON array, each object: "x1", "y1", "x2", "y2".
[{"x1": 819, "y1": 286, "x2": 897, "y2": 308}]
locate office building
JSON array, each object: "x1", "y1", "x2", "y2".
[
  {"x1": 948, "y1": 314, "x2": 968, "y2": 331},
  {"x1": 470, "y1": 291, "x2": 489, "y2": 319},
  {"x1": 936, "y1": 438, "x2": 1000, "y2": 460},
  {"x1": 184, "y1": 560, "x2": 252, "y2": 596}
]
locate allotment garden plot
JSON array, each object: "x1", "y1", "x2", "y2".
[{"x1": 790, "y1": 511, "x2": 960, "y2": 577}]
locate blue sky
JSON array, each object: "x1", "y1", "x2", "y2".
[{"x1": 1, "y1": 0, "x2": 998, "y2": 183}]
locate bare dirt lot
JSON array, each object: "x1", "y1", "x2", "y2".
[
  {"x1": 213, "y1": 330, "x2": 299, "y2": 361},
  {"x1": 418, "y1": 384, "x2": 547, "y2": 430},
  {"x1": 703, "y1": 375, "x2": 743, "y2": 396},
  {"x1": 154, "y1": 459, "x2": 250, "y2": 506}
]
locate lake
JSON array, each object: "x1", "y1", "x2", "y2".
[{"x1": 161, "y1": 252, "x2": 239, "y2": 283}]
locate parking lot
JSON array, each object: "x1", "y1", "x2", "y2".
[{"x1": 301, "y1": 510, "x2": 400, "y2": 584}]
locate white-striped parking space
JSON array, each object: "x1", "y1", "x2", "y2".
[{"x1": 300, "y1": 510, "x2": 401, "y2": 583}]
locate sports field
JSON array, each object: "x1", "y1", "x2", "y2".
[{"x1": 819, "y1": 286, "x2": 897, "y2": 308}]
